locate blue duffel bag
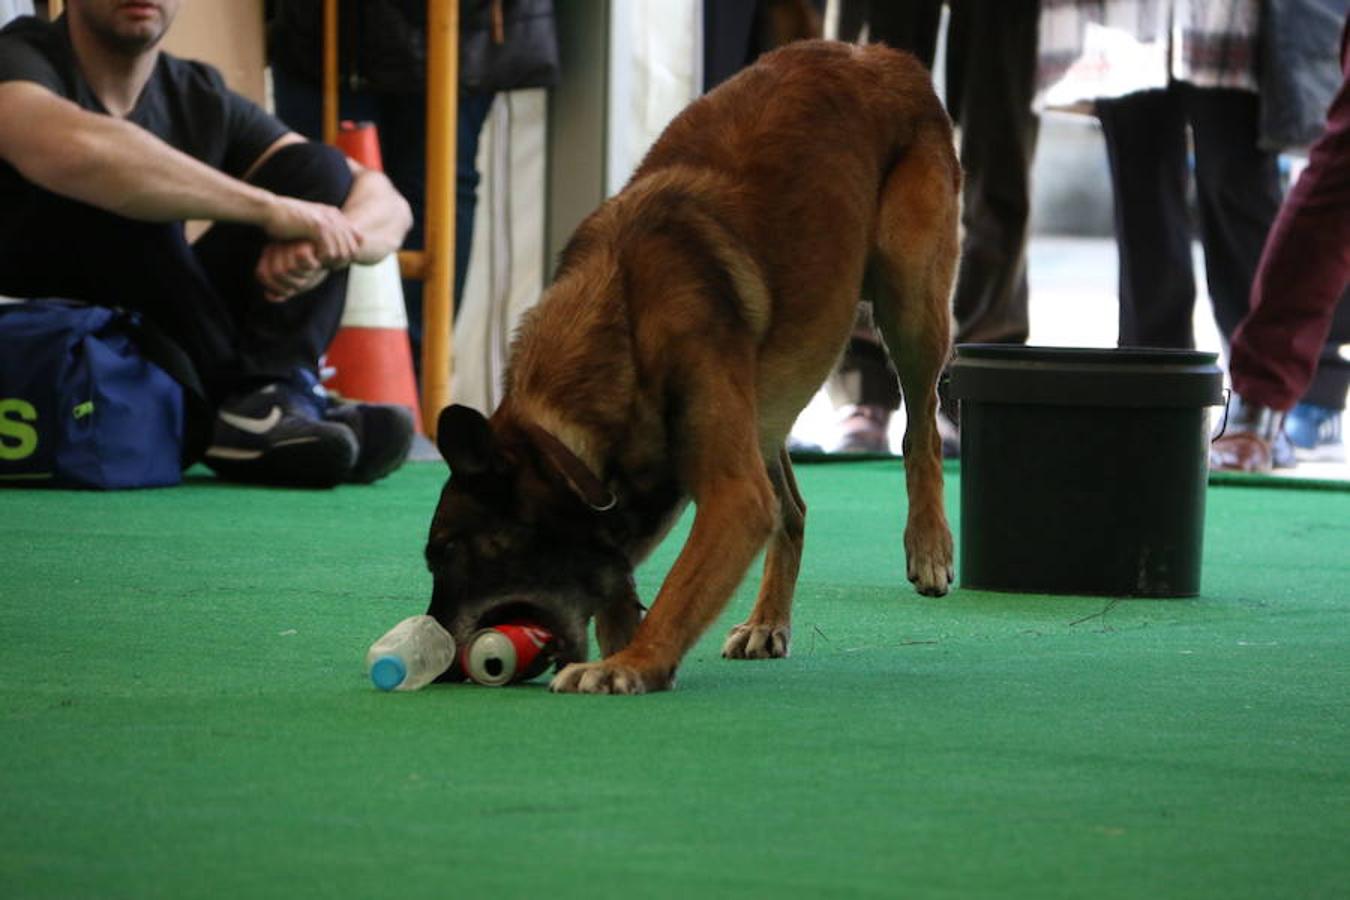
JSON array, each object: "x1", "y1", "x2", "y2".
[{"x1": 0, "y1": 300, "x2": 205, "y2": 489}]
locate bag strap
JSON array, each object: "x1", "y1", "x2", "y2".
[
  {"x1": 120, "y1": 312, "x2": 213, "y2": 466},
  {"x1": 123, "y1": 315, "x2": 208, "y2": 402}
]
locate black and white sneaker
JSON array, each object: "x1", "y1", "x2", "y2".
[
  {"x1": 323, "y1": 399, "x2": 415, "y2": 484},
  {"x1": 204, "y1": 379, "x2": 358, "y2": 488}
]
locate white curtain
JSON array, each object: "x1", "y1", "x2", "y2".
[
  {"x1": 451, "y1": 90, "x2": 550, "y2": 415},
  {"x1": 450, "y1": 0, "x2": 701, "y2": 415},
  {"x1": 607, "y1": 0, "x2": 700, "y2": 196},
  {"x1": 1, "y1": 1, "x2": 35, "y2": 27}
]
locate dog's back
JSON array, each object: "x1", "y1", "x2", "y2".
[
  {"x1": 506, "y1": 41, "x2": 957, "y2": 449},
  {"x1": 638, "y1": 40, "x2": 953, "y2": 193},
  {"x1": 634, "y1": 40, "x2": 956, "y2": 276}
]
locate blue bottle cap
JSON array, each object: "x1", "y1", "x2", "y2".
[{"x1": 370, "y1": 656, "x2": 407, "y2": 691}]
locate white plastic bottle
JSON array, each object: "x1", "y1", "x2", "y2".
[{"x1": 365, "y1": 615, "x2": 456, "y2": 692}]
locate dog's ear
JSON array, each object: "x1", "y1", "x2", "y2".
[
  {"x1": 522, "y1": 424, "x2": 617, "y2": 512},
  {"x1": 437, "y1": 404, "x2": 500, "y2": 475}
]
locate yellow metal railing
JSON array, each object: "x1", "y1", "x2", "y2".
[
  {"x1": 418, "y1": 0, "x2": 459, "y2": 434},
  {"x1": 324, "y1": 1, "x2": 458, "y2": 434}
]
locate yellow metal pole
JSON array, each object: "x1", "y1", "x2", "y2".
[
  {"x1": 420, "y1": 0, "x2": 458, "y2": 433},
  {"x1": 397, "y1": 250, "x2": 428, "y2": 281},
  {"x1": 321, "y1": 0, "x2": 339, "y2": 145}
]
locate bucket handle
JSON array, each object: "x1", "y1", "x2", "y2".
[{"x1": 1210, "y1": 388, "x2": 1231, "y2": 443}]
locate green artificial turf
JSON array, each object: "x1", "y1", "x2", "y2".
[{"x1": 1, "y1": 460, "x2": 1347, "y2": 899}]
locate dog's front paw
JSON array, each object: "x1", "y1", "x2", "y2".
[
  {"x1": 905, "y1": 525, "x2": 954, "y2": 597},
  {"x1": 549, "y1": 657, "x2": 675, "y2": 695},
  {"x1": 722, "y1": 622, "x2": 791, "y2": 659}
]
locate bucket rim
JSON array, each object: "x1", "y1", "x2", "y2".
[
  {"x1": 948, "y1": 343, "x2": 1225, "y2": 407},
  {"x1": 954, "y1": 343, "x2": 1220, "y2": 367}
]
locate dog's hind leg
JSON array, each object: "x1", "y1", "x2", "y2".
[
  {"x1": 722, "y1": 445, "x2": 805, "y2": 659},
  {"x1": 869, "y1": 131, "x2": 959, "y2": 596}
]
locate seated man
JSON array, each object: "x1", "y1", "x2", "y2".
[{"x1": 0, "y1": 0, "x2": 416, "y2": 487}]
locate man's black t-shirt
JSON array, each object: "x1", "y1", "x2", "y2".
[{"x1": 0, "y1": 14, "x2": 289, "y2": 214}]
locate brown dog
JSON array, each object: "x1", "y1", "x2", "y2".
[{"x1": 426, "y1": 40, "x2": 959, "y2": 694}]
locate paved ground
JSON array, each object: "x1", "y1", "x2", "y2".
[{"x1": 791, "y1": 236, "x2": 1348, "y2": 482}]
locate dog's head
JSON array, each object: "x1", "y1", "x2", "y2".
[{"x1": 424, "y1": 405, "x2": 630, "y2": 672}]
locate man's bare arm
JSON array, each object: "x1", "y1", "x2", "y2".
[
  {"x1": 341, "y1": 159, "x2": 414, "y2": 265},
  {"x1": 252, "y1": 161, "x2": 414, "y2": 301},
  {"x1": 0, "y1": 81, "x2": 361, "y2": 260},
  {"x1": 241, "y1": 133, "x2": 411, "y2": 267},
  {"x1": 242, "y1": 134, "x2": 413, "y2": 300}
]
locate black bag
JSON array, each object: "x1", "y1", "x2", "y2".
[{"x1": 460, "y1": 0, "x2": 560, "y2": 93}]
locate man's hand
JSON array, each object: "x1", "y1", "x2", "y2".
[
  {"x1": 261, "y1": 196, "x2": 365, "y2": 268},
  {"x1": 255, "y1": 239, "x2": 331, "y2": 303}
]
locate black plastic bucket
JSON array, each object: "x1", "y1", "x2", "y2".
[{"x1": 948, "y1": 344, "x2": 1224, "y2": 597}]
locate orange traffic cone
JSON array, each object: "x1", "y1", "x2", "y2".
[{"x1": 324, "y1": 121, "x2": 422, "y2": 429}]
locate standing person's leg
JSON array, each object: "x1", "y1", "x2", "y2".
[
  {"x1": 454, "y1": 90, "x2": 497, "y2": 318},
  {"x1": 1184, "y1": 85, "x2": 1282, "y2": 344},
  {"x1": 372, "y1": 89, "x2": 430, "y2": 366},
  {"x1": 834, "y1": 0, "x2": 869, "y2": 44},
  {"x1": 702, "y1": 0, "x2": 761, "y2": 91},
  {"x1": 854, "y1": 0, "x2": 941, "y2": 64},
  {"x1": 364, "y1": 89, "x2": 490, "y2": 383},
  {"x1": 1214, "y1": 46, "x2": 1350, "y2": 471},
  {"x1": 1286, "y1": 294, "x2": 1349, "y2": 460},
  {"x1": 1229, "y1": 75, "x2": 1349, "y2": 410},
  {"x1": 943, "y1": 0, "x2": 1039, "y2": 346},
  {"x1": 1097, "y1": 88, "x2": 1197, "y2": 348},
  {"x1": 269, "y1": 66, "x2": 327, "y2": 142},
  {"x1": 1299, "y1": 294, "x2": 1350, "y2": 414},
  {"x1": 823, "y1": 305, "x2": 903, "y2": 454}
]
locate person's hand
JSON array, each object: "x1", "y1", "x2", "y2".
[
  {"x1": 255, "y1": 239, "x2": 330, "y2": 303},
  {"x1": 261, "y1": 195, "x2": 364, "y2": 268}
]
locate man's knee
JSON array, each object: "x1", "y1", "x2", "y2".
[{"x1": 247, "y1": 142, "x2": 353, "y2": 207}]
